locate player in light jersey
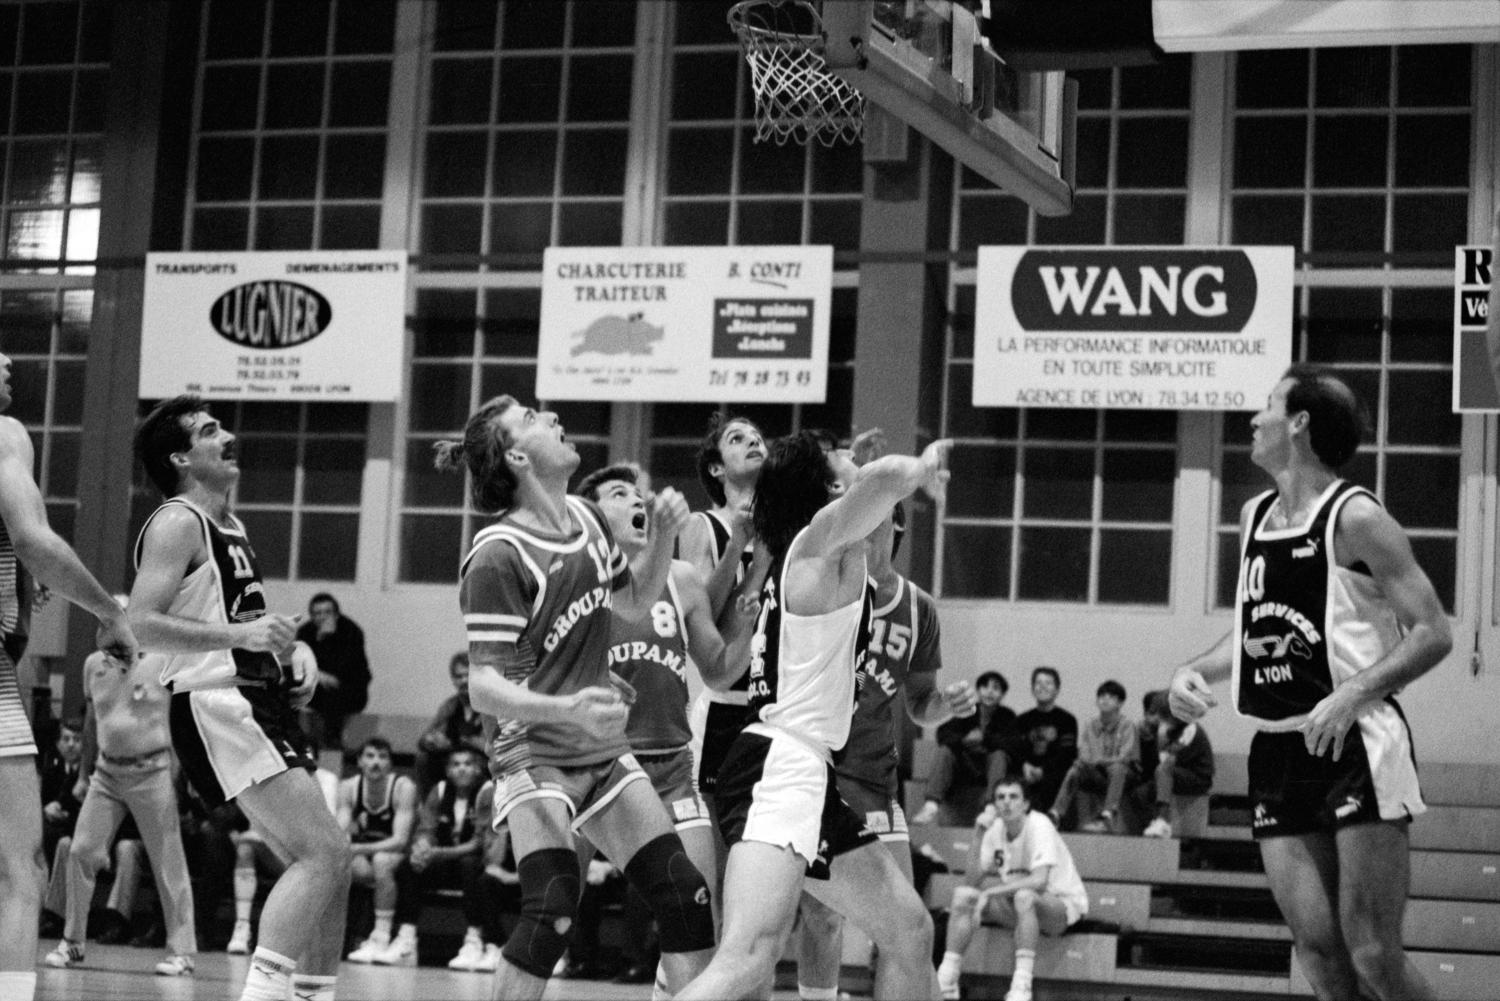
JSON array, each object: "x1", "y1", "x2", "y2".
[
  {"x1": 675, "y1": 429, "x2": 952, "y2": 1001},
  {"x1": 1169, "y1": 366, "x2": 1450, "y2": 1001},
  {"x1": 0, "y1": 347, "x2": 137, "y2": 1001},
  {"x1": 434, "y1": 395, "x2": 715, "y2": 1001},
  {"x1": 797, "y1": 488, "x2": 977, "y2": 1001},
  {"x1": 130, "y1": 396, "x2": 348, "y2": 1001}
]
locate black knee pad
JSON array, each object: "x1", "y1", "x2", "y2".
[
  {"x1": 501, "y1": 848, "x2": 580, "y2": 979},
  {"x1": 623, "y1": 832, "x2": 714, "y2": 953}
]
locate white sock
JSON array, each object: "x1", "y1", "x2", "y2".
[
  {"x1": 651, "y1": 965, "x2": 673, "y2": 1001},
  {"x1": 290, "y1": 973, "x2": 338, "y2": 1001},
  {"x1": 0, "y1": 972, "x2": 37, "y2": 1001},
  {"x1": 372, "y1": 911, "x2": 393, "y2": 940},
  {"x1": 941, "y1": 949, "x2": 964, "y2": 971},
  {"x1": 395, "y1": 922, "x2": 417, "y2": 941},
  {"x1": 1014, "y1": 948, "x2": 1036, "y2": 978},
  {"x1": 799, "y1": 986, "x2": 838, "y2": 1000},
  {"x1": 240, "y1": 947, "x2": 296, "y2": 1001},
  {"x1": 464, "y1": 926, "x2": 482, "y2": 943},
  {"x1": 234, "y1": 866, "x2": 256, "y2": 921}
]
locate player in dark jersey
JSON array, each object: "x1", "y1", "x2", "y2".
[
  {"x1": 1169, "y1": 366, "x2": 1450, "y2": 1001},
  {"x1": 0, "y1": 347, "x2": 138, "y2": 1001},
  {"x1": 797, "y1": 434, "x2": 977, "y2": 1001},
  {"x1": 675, "y1": 430, "x2": 952, "y2": 1001},
  {"x1": 577, "y1": 464, "x2": 761, "y2": 940},
  {"x1": 131, "y1": 396, "x2": 348, "y2": 1001},
  {"x1": 338, "y1": 737, "x2": 419, "y2": 964},
  {"x1": 434, "y1": 395, "x2": 715, "y2": 1001}
]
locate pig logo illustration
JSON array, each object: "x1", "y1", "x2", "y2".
[{"x1": 570, "y1": 312, "x2": 665, "y2": 357}]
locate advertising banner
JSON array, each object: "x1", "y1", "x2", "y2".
[
  {"x1": 1453, "y1": 244, "x2": 1497, "y2": 412},
  {"x1": 973, "y1": 246, "x2": 1294, "y2": 410},
  {"x1": 538, "y1": 245, "x2": 832, "y2": 403},
  {"x1": 140, "y1": 251, "x2": 407, "y2": 401}
]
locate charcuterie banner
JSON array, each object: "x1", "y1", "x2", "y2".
[
  {"x1": 538, "y1": 245, "x2": 832, "y2": 403},
  {"x1": 973, "y1": 246, "x2": 1294, "y2": 411},
  {"x1": 140, "y1": 251, "x2": 407, "y2": 401}
]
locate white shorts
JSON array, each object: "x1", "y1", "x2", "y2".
[{"x1": 171, "y1": 686, "x2": 309, "y2": 807}]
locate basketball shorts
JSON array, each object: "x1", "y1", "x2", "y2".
[
  {"x1": 491, "y1": 753, "x2": 649, "y2": 832},
  {"x1": 835, "y1": 772, "x2": 908, "y2": 844},
  {"x1": 171, "y1": 684, "x2": 311, "y2": 808},
  {"x1": 636, "y1": 747, "x2": 711, "y2": 831},
  {"x1": 0, "y1": 646, "x2": 36, "y2": 757},
  {"x1": 715, "y1": 727, "x2": 876, "y2": 880},
  {"x1": 696, "y1": 698, "x2": 750, "y2": 794},
  {"x1": 1248, "y1": 703, "x2": 1424, "y2": 839}
]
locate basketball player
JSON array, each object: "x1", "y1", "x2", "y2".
[
  {"x1": 433, "y1": 396, "x2": 716, "y2": 1001},
  {"x1": 577, "y1": 462, "x2": 763, "y2": 925},
  {"x1": 339, "y1": 737, "x2": 419, "y2": 964},
  {"x1": 1169, "y1": 365, "x2": 1450, "y2": 1001},
  {"x1": 0, "y1": 348, "x2": 137, "y2": 1001},
  {"x1": 680, "y1": 415, "x2": 763, "y2": 832},
  {"x1": 674, "y1": 430, "x2": 952, "y2": 1001},
  {"x1": 44, "y1": 623, "x2": 196, "y2": 976},
  {"x1": 130, "y1": 395, "x2": 349, "y2": 1001},
  {"x1": 797, "y1": 439, "x2": 976, "y2": 1001}
]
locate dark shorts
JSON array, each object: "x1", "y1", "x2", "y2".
[
  {"x1": 835, "y1": 772, "x2": 908, "y2": 843},
  {"x1": 698, "y1": 700, "x2": 751, "y2": 793},
  {"x1": 715, "y1": 728, "x2": 876, "y2": 880},
  {"x1": 171, "y1": 684, "x2": 311, "y2": 809},
  {"x1": 1248, "y1": 729, "x2": 1403, "y2": 839},
  {"x1": 636, "y1": 747, "x2": 710, "y2": 831}
]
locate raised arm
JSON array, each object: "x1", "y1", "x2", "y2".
[
  {"x1": 613, "y1": 487, "x2": 691, "y2": 619},
  {"x1": 128, "y1": 504, "x2": 294, "y2": 655},
  {"x1": 798, "y1": 441, "x2": 951, "y2": 559},
  {"x1": 0, "y1": 417, "x2": 135, "y2": 659},
  {"x1": 1301, "y1": 494, "x2": 1452, "y2": 759}
]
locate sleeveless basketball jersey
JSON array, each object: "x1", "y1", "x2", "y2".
[
  {"x1": 746, "y1": 528, "x2": 871, "y2": 754},
  {"x1": 351, "y1": 773, "x2": 400, "y2": 843},
  {"x1": 1233, "y1": 481, "x2": 1404, "y2": 730},
  {"x1": 0, "y1": 518, "x2": 18, "y2": 636},
  {"x1": 133, "y1": 498, "x2": 281, "y2": 691},
  {"x1": 696, "y1": 509, "x2": 755, "y2": 694},
  {"x1": 461, "y1": 495, "x2": 631, "y2": 770},
  {"x1": 838, "y1": 575, "x2": 942, "y2": 792},
  {"x1": 432, "y1": 778, "x2": 480, "y2": 846},
  {"x1": 609, "y1": 573, "x2": 692, "y2": 753}
]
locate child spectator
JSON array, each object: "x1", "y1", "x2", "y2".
[
  {"x1": 1009, "y1": 667, "x2": 1079, "y2": 814},
  {"x1": 1135, "y1": 690, "x2": 1214, "y2": 839},
  {"x1": 1049, "y1": 680, "x2": 1138, "y2": 833},
  {"x1": 913, "y1": 671, "x2": 1015, "y2": 825},
  {"x1": 937, "y1": 776, "x2": 1089, "y2": 1001},
  {"x1": 415, "y1": 652, "x2": 487, "y2": 794},
  {"x1": 340, "y1": 737, "x2": 418, "y2": 965},
  {"x1": 397, "y1": 746, "x2": 489, "y2": 970}
]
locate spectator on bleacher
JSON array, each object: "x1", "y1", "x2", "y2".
[
  {"x1": 340, "y1": 737, "x2": 419, "y2": 966},
  {"x1": 1009, "y1": 667, "x2": 1079, "y2": 815},
  {"x1": 37, "y1": 719, "x2": 84, "y2": 938},
  {"x1": 937, "y1": 776, "x2": 1089, "y2": 1001},
  {"x1": 396, "y1": 746, "x2": 490, "y2": 971},
  {"x1": 913, "y1": 671, "x2": 1015, "y2": 825},
  {"x1": 474, "y1": 780, "x2": 517, "y2": 970},
  {"x1": 1048, "y1": 680, "x2": 1138, "y2": 833},
  {"x1": 1130, "y1": 690, "x2": 1214, "y2": 839},
  {"x1": 297, "y1": 591, "x2": 371, "y2": 752},
  {"x1": 414, "y1": 652, "x2": 486, "y2": 794}
]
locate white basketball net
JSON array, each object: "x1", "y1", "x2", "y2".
[{"x1": 729, "y1": 0, "x2": 864, "y2": 147}]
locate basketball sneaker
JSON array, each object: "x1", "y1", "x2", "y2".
[
  {"x1": 154, "y1": 954, "x2": 195, "y2": 977},
  {"x1": 346, "y1": 931, "x2": 388, "y2": 963},
  {"x1": 44, "y1": 940, "x2": 85, "y2": 968},
  {"x1": 447, "y1": 934, "x2": 484, "y2": 971}
]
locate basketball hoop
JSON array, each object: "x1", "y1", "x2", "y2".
[{"x1": 728, "y1": 0, "x2": 864, "y2": 147}]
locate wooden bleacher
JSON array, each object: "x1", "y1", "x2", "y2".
[{"x1": 905, "y1": 738, "x2": 1500, "y2": 999}]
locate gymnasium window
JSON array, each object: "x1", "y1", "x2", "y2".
[
  {"x1": 938, "y1": 58, "x2": 1190, "y2": 603},
  {"x1": 168, "y1": 0, "x2": 395, "y2": 582},
  {"x1": 1216, "y1": 46, "x2": 1468, "y2": 614},
  {"x1": 399, "y1": 1, "x2": 632, "y2": 582},
  {"x1": 0, "y1": 2, "x2": 111, "y2": 541}
]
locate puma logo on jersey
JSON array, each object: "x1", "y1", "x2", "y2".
[{"x1": 1292, "y1": 538, "x2": 1320, "y2": 558}]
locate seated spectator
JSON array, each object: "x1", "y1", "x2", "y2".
[
  {"x1": 1133, "y1": 690, "x2": 1214, "y2": 839},
  {"x1": 415, "y1": 652, "x2": 487, "y2": 794},
  {"x1": 937, "y1": 776, "x2": 1089, "y2": 1001},
  {"x1": 474, "y1": 781, "x2": 518, "y2": 971},
  {"x1": 297, "y1": 592, "x2": 371, "y2": 752},
  {"x1": 1049, "y1": 680, "x2": 1138, "y2": 833},
  {"x1": 39, "y1": 718, "x2": 84, "y2": 885},
  {"x1": 913, "y1": 671, "x2": 1015, "y2": 825},
  {"x1": 1009, "y1": 667, "x2": 1079, "y2": 815},
  {"x1": 395, "y1": 746, "x2": 489, "y2": 971},
  {"x1": 340, "y1": 738, "x2": 418, "y2": 965},
  {"x1": 557, "y1": 850, "x2": 627, "y2": 981}
]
